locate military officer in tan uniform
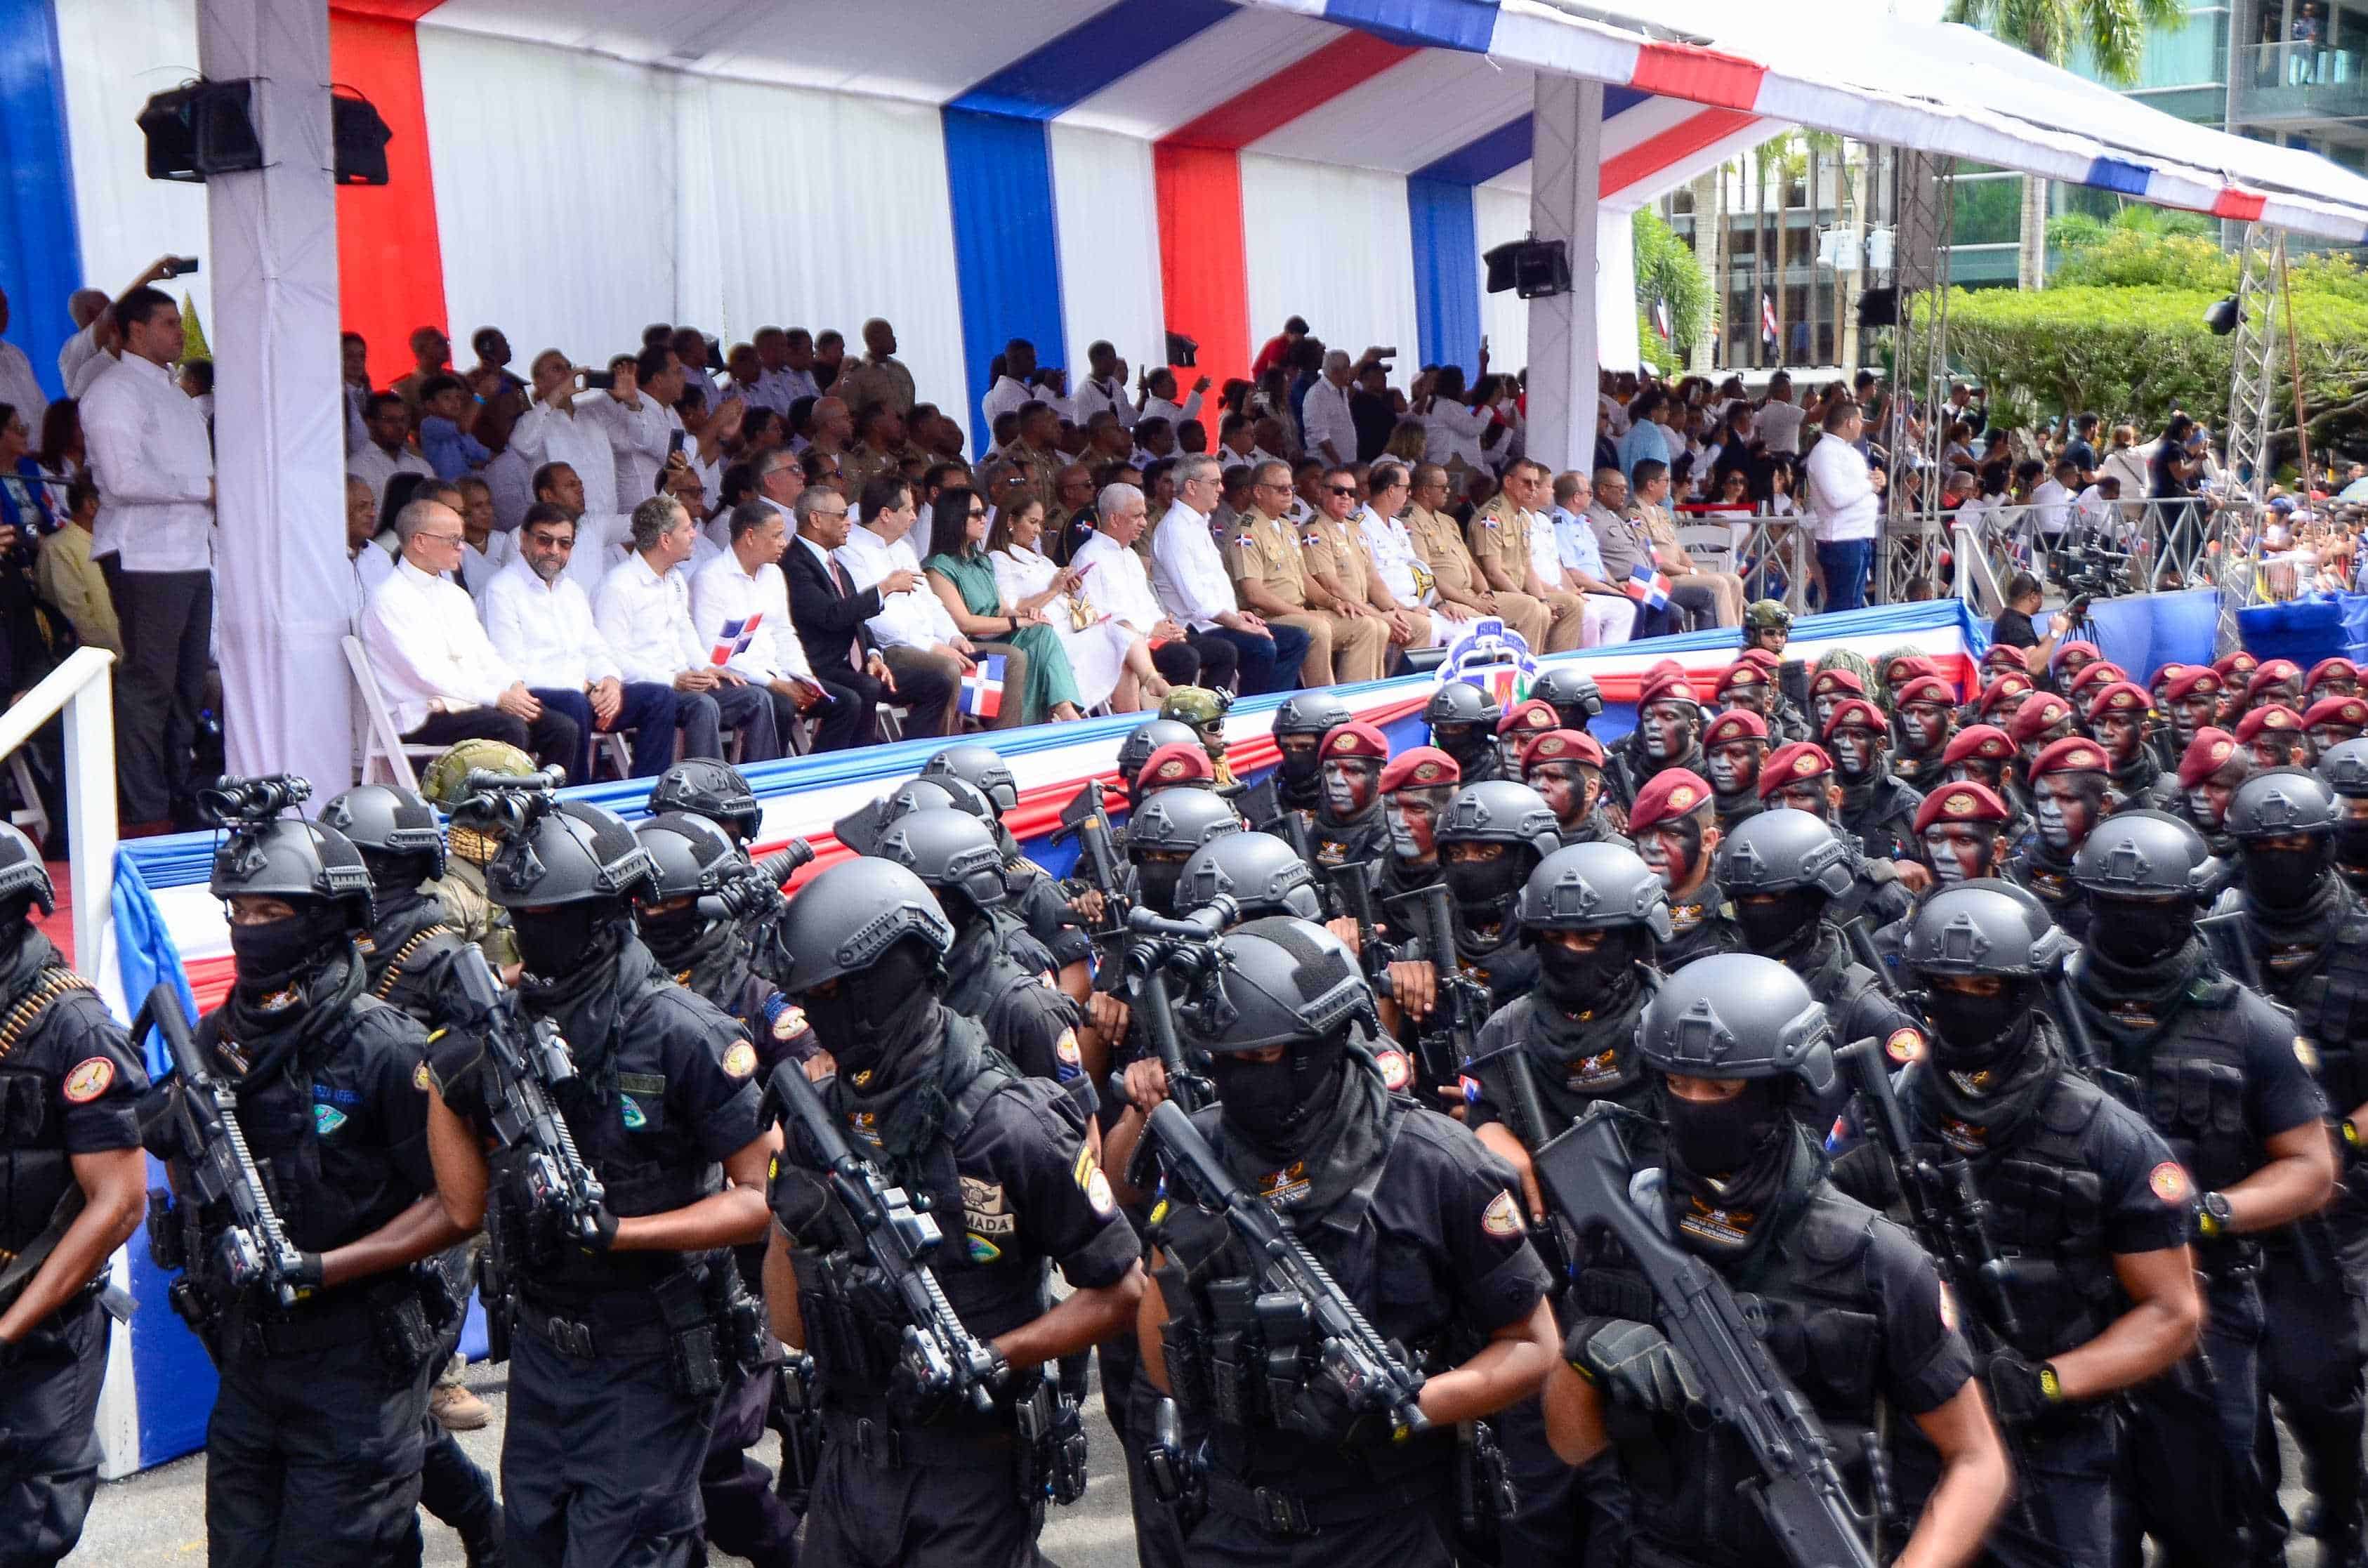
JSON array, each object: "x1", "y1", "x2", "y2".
[
  {"x1": 1468, "y1": 459, "x2": 1584, "y2": 652},
  {"x1": 1300, "y1": 465, "x2": 1434, "y2": 657},
  {"x1": 1227, "y1": 460, "x2": 1387, "y2": 685},
  {"x1": 1403, "y1": 463, "x2": 1551, "y2": 651}
]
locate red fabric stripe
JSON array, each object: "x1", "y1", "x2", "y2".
[
  {"x1": 1154, "y1": 143, "x2": 1253, "y2": 394},
  {"x1": 2211, "y1": 187, "x2": 2268, "y2": 222},
  {"x1": 1629, "y1": 40, "x2": 1766, "y2": 112},
  {"x1": 328, "y1": 9, "x2": 449, "y2": 389},
  {"x1": 1164, "y1": 32, "x2": 1416, "y2": 150},
  {"x1": 1600, "y1": 107, "x2": 1760, "y2": 199}
]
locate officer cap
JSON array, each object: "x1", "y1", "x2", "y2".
[
  {"x1": 1905, "y1": 880, "x2": 2077, "y2": 980},
  {"x1": 646, "y1": 759, "x2": 762, "y2": 841},
  {"x1": 1758, "y1": 742, "x2": 1834, "y2": 799},
  {"x1": 1634, "y1": 952, "x2": 1836, "y2": 1098},
  {"x1": 1125, "y1": 789, "x2": 1243, "y2": 856},
  {"x1": 1178, "y1": 832, "x2": 1321, "y2": 921},
  {"x1": 1627, "y1": 767, "x2": 1714, "y2": 834},
  {"x1": 1423, "y1": 679, "x2": 1501, "y2": 730},
  {"x1": 2322, "y1": 737, "x2": 2368, "y2": 797},
  {"x1": 1118, "y1": 718, "x2": 1200, "y2": 782},
  {"x1": 2301, "y1": 695, "x2": 2368, "y2": 734},
  {"x1": 2164, "y1": 667, "x2": 2224, "y2": 703},
  {"x1": 2233, "y1": 704, "x2": 2304, "y2": 747},
  {"x1": 1272, "y1": 691, "x2": 1355, "y2": 740},
  {"x1": 0, "y1": 822, "x2": 55, "y2": 915},
  {"x1": 419, "y1": 737, "x2": 536, "y2": 808},
  {"x1": 1173, "y1": 916, "x2": 1374, "y2": 1056},
  {"x1": 1822, "y1": 697, "x2": 1886, "y2": 738},
  {"x1": 1379, "y1": 747, "x2": 1461, "y2": 793},
  {"x1": 2027, "y1": 735, "x2": 2110, "y2": 783},
  {"x1": 1497, "y1": 698, "x2": 1563, "y2": 741},
  {"x1": 634, "y1": 811, "x2": 743, "y2": 904},
  {"x1": 1914, "y1": 782, "x2": 2010, "y2": 835},
  {"x1": 2177, "y1": 727, "x2": 2243, "y2": 788},
  {"x1": 1522, "y1": 729, "x2": 1608, "y2": 772},
  {"x1": 1320, "y1": 722, "x2": 1390, "y2": 765},
  {"x1": 2225, "y1": 767, "x2": 2341, "y2": 841},
  {"x1": 1942, "y1": 725, "x2": 2014, "y2": 767},
  {"x1": 1975, "y1": 674, "x2": 2033, "y2": 716},
  {"x1": 212, "y1": 817, "x2": 376, "y2": 933},
  {"x1": 1517, "y1": 843, "x2": 1673, "y2": 940},
  {"x1": 873, "y1": 807, "x2": 1008, "y2": 909},
  {"x1": 2006, "y1": 694, "x2": 2076, "y2": 746},
  {"x1": 2306, "y1": 657, "x2": 2359, "y2": 694},
  {"x1": 487, "y1": 799, "x2": 655, "y2": 910},
  {"x1": 1137, "y1": 742, "x2": 1216, "y2": 792},
  {"x1": 1435, "y1": 781, "x2": 1562, "y2": 855},
  {"x1": 2071, "y1": 809, "x2": 2214, "y2": 901},
  {"x1": 919, "y1": 742, "x2": 1020, "y2": 815},
  {"x1": 1530, "y1": 665, "x2": 1605, "y2": 723},
  {"x1": 1895, "y1": 675, "x2": 1959, "y2": 710},
  {"x1": 1742, "y1": 599, "x2": 1793, "y2": 631},
  {"x1": 1716, "y1": 808, "x2": 1856, "y2": 900},
  {"x1": 319, "y1": 784, "x2": 447, "y2": 882},
  {"x1": 2086, "y1": 681, "x2": 2152, "y2": 724},
  {"x1": 775, "y1": 857, "x2": 954, "y2": 994}
]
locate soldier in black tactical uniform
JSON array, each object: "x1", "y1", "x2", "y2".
[
  {"x1": 2064, "y1": 810, "x2": 2337, "y2": 1567},
  {"x1": 1497, "y1": 698, "x2": 1565, "y2": 779},
  {"x1": 1178, "y1": 831, "x2": 1324, "y2": 923},
  {"x1": 1126, "y1": 788, "x2": 1246, "y2": 923},
  {"x1": 422, "y1": 791, "x2": 775, "y2": 1568},
  {"x1": 920, "y1": 742, "x2": 1098, "y2": 988},
  {"x1": 645, "y1": 758, "x2": 801, "y2": 987},
  {"x1": 631, "y1": 810, "x2": 812, "y2": 1568},
  {"x1": 2008, "y1": 735, "x2": 2115, "y2": 941},
  {"x1": 145, "y1": 778, "x2": 466, "y2": 1565},
  {"x1": 2165, "y1": 667, "x2": 2230, "y2": 761},
  {"x1": 2323, "y1": 737, "x2": 2368, "y2": 896},
  {"x1": 1383, "y1": 780, "x2": 1565, "y2": 1031},
  {"x1": 1530, "y1": 665, "x2": 1606, "y2": 739},
  {"x1": 2176, "y1": 728, "x2": 2249, "y2": 898},
  {"x1": 1306, "y1": 721, "x2": 1394, "y2": 875},
  {"x1": 1831, "y1": 882, "x2": 2204, "y2": 1567},
  {"x1": 1424, "y1": 680, "x2": 1505, "y2": 784},
  {"x1": 0, "y1": 825, "x2": 147, "y2": 1568},
  {"x1": 1758, "y1": 739, "x2": 1921, "y2": 928},
  {"x1": 1826, "y1": 696, "x2": 1923, "y2": 862},
  {"x1": 1119, "y1": 718, "x2": 1204, "y2": 810},
  {"x1": 1522, "y1": 729, "x2": 1631, "y2": 848},
  {"x1": 1269, "y1": 692, "x2": 1355, "y2": 826},
  {"x1": 1699, "y1": 707, "x2": 1767, "y2": 831},
  {"x1": 1607, "y1": 670, "x2": 1709, "y2": 812},
  {"x1": 2089, "y1": 680, "x2": 2175, "y2": 808},
  {"x1": 1372, "y1": 746, "x2": 1461, "y2": 904},
  {"x1": 1891, "y1": 673, "x2": 1959, "y2": 794},
  {"x1": 1942, "y1": 723, "x2": 2024, "y2": 829},
  {"x1": 1133, "y1": 916, "x2": 1559, "y2": 1564},
  {"x1": 317, "y1": 783, "x2": 508, "y2": 1566},
  {"x1": 1717, "y1": 807, "x2": 1926, "y2": 1071},
  {"x1": 1541, "y1": 953, "x2": 2010, "y2": 1567},
  {"x1": 2209, "y1": 769, "x2": 2368, "y2": 1567},
  {"x1": 2006, "y1": 691, "x2": 2079, "y2": 792},
  {"x1": 1626, "y1": 768, "x2": 1737, "y2": 967},
  {"x1": 763, "y1": 857, "x2": 1144, "y2": 1564}
]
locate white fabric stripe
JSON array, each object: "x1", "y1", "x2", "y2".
[
  {"x1": 1244, "y1": 48, "x2": 1532, "y2": 174},
  {"x1": 1054, "y1": 8, "x2": 1338, "y2": 140},
  {"x1": 1239, "y1": 154, "x2": 1421, "y2": 402},
  {"x1": 1048, "y1": 124, "x2": 1168, "y2": 397}
]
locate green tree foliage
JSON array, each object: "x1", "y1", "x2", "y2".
[{"x1": 1633, "y1": 207, "x2": 1711, "y2": 375}]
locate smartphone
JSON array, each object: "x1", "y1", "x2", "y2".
[
  {"x1": 162, "y1": 257, "x2": 200, "y2": 278},
  {"x1": 582, "y1": 370, "x2": 615, "y2": 391},
  {"x1": 669, "y1": 428, "x2": 688, "y2": 456}
]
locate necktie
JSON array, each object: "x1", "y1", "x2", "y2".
[{"x1": 827, "y1": 555, "x2": 862, "y2": 671}]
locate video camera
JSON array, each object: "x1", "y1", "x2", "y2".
[
  {"x1": 445, "y1": 766, "x2": 568, "y2": 838},
  {"x1": 196, "y1": 774, "x2": 311, "y2": 826}
]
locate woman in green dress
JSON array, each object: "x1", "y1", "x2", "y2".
[{"x1": 922, "y1": 484, "x2": 1085, "y2": 725}]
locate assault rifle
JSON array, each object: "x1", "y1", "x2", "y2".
[
  {"x1": 1240, "y1": 775, "x2": 1313, "y2": 864},
  {"x1": 449, "y1": 947, "x2": 607, "y2": 1250},
  {"x1": 1383, "y1": 881, "x2": 1487, "y2": 1088},
  {"x1": 1139, "y1": 1097, "x2": 1430, "y2": 1440},
  {"x1": 772, "y1": 1061, "x2": 1004, "y2": 1415},
  {"x1": 1324, "y1": 862, "x2": 1395, "y2": 983},
  {"x1": 136, "y1": 982, "x2": 310, "y2": 1310},
  {"x1": 1534, "y1": 1105, "x2": 1876, "y2": 1568},
  {"x1": 1051, "y1": 780, "x2": 1133, "y2": 951}
]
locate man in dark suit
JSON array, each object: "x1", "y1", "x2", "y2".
[{"x1": 782, "y1": 485, "x2": 952, "y2": 737}]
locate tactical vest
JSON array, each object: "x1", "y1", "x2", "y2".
[
  {"x1": 2124, "y1": 984, "x2": 2263, "y2": 1198},
  {"x1": 1839, "y1": 776, "x2": 1920, "y2": 863},
  {"x1": 2263, "y1": 904, "x2": 2368, "y2": 1119},
  {"x1": 1471, "y1": 990, "x2": 1656, "y2": 1137},
  {"x1": 359, "y1": 898, "x2": 468, "y2": 1028},
  {"x1": 0, "y1": 971, "x2": 101, "y2": 1254}
]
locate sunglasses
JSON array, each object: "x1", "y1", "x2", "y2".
[{"x1": 1325, "y1": 485, "x2": 1357, "y2": 498}]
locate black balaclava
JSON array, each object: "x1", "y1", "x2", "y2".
[
  {"x1": 801, "y1": 937, "x2": 940, "y2": 1086},
  {"x1": 1433, "y1": 723, "x2": 1494, "y2": 781},
  {"x1": 229, "y1": 897, "x2": 354, "y2": 1007},
  {"x1": 1536, "y1": 927, "x2": 1642, "y2": 1010},
  {"x1": 2086, "y1": 895, "x2": 2197, "y2": 969},
  {"x1": 2334, "y1": 810, "x2": 2368, "y2": 878},
  {"x1": 513, "y1": 899, "x2": 628, "y2": 984},
  {"x1": 1924, "y1": 976, "x2": 2039, "y2": 1074},
  {"x1": 1277, "y1": 734, "x2": 1324, "y2": 810},
  {"x1": 2242, "y1": 834, "x2": 2334, "y2": 915},
  {"x1": 1661, "y1": 1078, "x2": 1805, "y2": 1260},
  {"x1": 1133, "y1": 853, "x2": 1188, "y2": 918},
  {"x1": 1735, "y1": 888, "x2": 1827, "y2": 962},
  {"x1": 361, "y1": 849, "x2": 439, "y2": 900},
  {"x1": 1210, "y1": 1028, "x2": 1349, "y2": 1152},
  {"x1": 1445, "y1": 845, "x2": 1530, "y2": 933}
]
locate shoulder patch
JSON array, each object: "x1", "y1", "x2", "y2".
[
  {"x1": 1374, "y1": 1047, "x2": 1412, "y2": 1092},
  {"x1": 1885, "y1": 1028, "x2": 1925, "y2": 1064},
  {"x1": 2296, "y1": 1036, "x2": 2322, "y2": 1073},
  {"x1": 312, "y1": 1103, "x2": 348, "y2": 1137},
  {"x1": 721, "y1": 1040, "x2": 758, "y2": 1079},
  {"x1": 1055, "y1": 1028, "x2": 1081, "y2": 1067},
  {"x1": 62, "y1": 1057, "x2": 116, "y2": 1104},
  {"x1": 1482, "y1": 1189, "x2": 1523, "y2": 1239},
  {"x1": 965, "y1": 1232, "x2": 1004, "y2": 1265},
  {"x1": 2149, "y1": 1161, "x2": 2193, "y2": 1205},
  {"x1": 771, "y1": 1005, "x2": 807, "y2": 1042},
  {"x1": 621, "y1": 1095, "x2": 650, "y2": 1131},
  {"x1": 412, "y1": 1060, "x2": 432, "y2": 1093}
]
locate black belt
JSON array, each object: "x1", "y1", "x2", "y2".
[
  {"x1": 1204, "y1": 1473, "x2": 1426, "y2": 1537},
  {"x1": 513, "y1": 1295, "x2": 672, "y2": 1360},
  {"x1": 823, "y1": 1406, "x2": 1014, "y2": 1470},
  {"x1": 237, "y1": 1293, "x2": 377, "y2": 1359}
]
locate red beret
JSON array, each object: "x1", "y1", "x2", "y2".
[
  {"x1": 1497, "y1": 698, "x2": 1561, "y2": 738},
  {"x1": 2067, "y1": 661, "x2": 2126, "y2": 697},
  {"x1": 2007, "y1": 694, "x2": 2076, "y2": 745},
  {"x1": 1810, "y1": 668, "x2": 1866, "y2": 699},
  {"x1": 1379, "y1": 746, "x2": 1460, "y2": 793},
  {"x1": 2028, "y1": 735, "x2": 2110, "y2": 781},
  {"x1": 1823, "y1": 697, "x2": 1886, "y2": 736},
  {"x1": 1141, "y1": 742, "x2": 1214, "y2": 787},
  {"x1": 1702, "y1": 709, "x2": 1770, "y2": 748},
  {"x1": 2164, "y1": 666, "x2": 2224, "y2": 703},
  {"x1": 1942, "y1": 724, "x2": 2014, "y2": 765},
  {"x1": 1320, "y1": 721, "x2": 1391, "y2": 763},
  {"x1": 2305, "y1": 657, "x2": 2359, "y2": 692},
  {"x1": 1629, "y1": 767, "x2": 1715, "y2": 831},
  {"x1": 2232, "y1": 704, "x2": 2303, "y2": 746},
  {"x1": 1638, "y1": 669, "x2": 1700, "y2": 709},
  {"x1": 2053, "y1": 640, "x2": 2100, "y2": 666},
  {"x1": 1883, "y1": 654, "x2": 1939, "y2": 682},
  {"x1": 1975, "y1": 674, "x2": 2034, "y2": 715},
  {"x1": 1520, "y1": 729, "x2": 1604, "y2": 771},
  {"x1": 1760, "y1": 742, "x2": 1834, "y2": 798},
  {"x1": 2245, "y1": 660, "x2": 2303, "y2": 701},
  {"x1": 2150, "y1": 662, "x2": 2190, "y2": 691},
  {"x1": 2176, "y1": 727, "x2": 2241, "y2": 787},
  {"x1": 1983, "y1": 644, "x2": 2029, "y2": 671},
  {"x1": 1895, "y1": 675, "x2": 1958, "y2": 709},
  {"x1": 1715, "y1": 661, "x2": 1767, "y2": 694},
  {"x1": 2302, "y1": 694, "x2": 2368, "y2": 732},
  {"x1": 1736, "y1": 647, "x2": 1782, "y2": 672},
  {"x1": 1914, "y1": 781, "x2": 2010, "y2": 834},
  {"x1": 1645, "y1": 657, "x2": 1686, "y2": 680},
  {"x1": 2211, "y1": 651, "x2": 2260, "y2": 680},
  {"x1": 2085, "y1": 681, "x2": 2152, "y2": 723}
]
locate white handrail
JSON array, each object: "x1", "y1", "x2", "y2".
[{"x1": 0, "y1": 647, "x2": 118, "y2": 987}]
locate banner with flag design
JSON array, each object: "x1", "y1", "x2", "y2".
[
  {"x1": 709, "y1": 613, "x2": 763, "y2": 666},
  {"x1": 961, "y1": 654, "x2": 1006, "y2": 719}
]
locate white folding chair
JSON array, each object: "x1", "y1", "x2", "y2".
[
  {"x1": 6, "y1": 754, "x2": 48, "y2": 847},
  {"x1": 876, "y1": 704, "x2": 906, "y2": 742},
  {"x1": 1676, "y1": 522, "x2": 1739, "y2": 576},
  {"x1": 342, "y1": 636, "x2": 443, "y2": 788}
]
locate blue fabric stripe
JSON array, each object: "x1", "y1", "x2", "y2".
[
  {"x1": 1414, "y1": 113, "x2": 1534, "y2": 186},
  {"x1": 2083, "y1": 156, "x2": 2152, "y2": 197},
  {"x1": 0, "y1": 0, "x2": 83, "y2": 401},
  {"x1": 951, "y1": 0, "x2": 1234, "y2": 119},
  {"x1": 1409, "y1": 176, "x2": 1482, "y2": 375},
  {"x1": 942, "y1": 107, "x2": 1068, "y2": 455},
  {"x1": 1324, "y1": 0, "x2": 1501, "y2": 52}
]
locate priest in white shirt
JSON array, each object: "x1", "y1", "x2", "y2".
[
  {"x1": 593, "y1": 496, "x2": 781, "y2": 763},
  {"x1": 694, "y1": 501, "x2": 874, "y2": 752},
  {"x1": 1147, "y1": 454, "x2": 1310, "y2": 695},
  {"x1": 833, "y1": 475, "x2": 974, "y2": 737},
  {"x1": 358, "y1": 498, "x2": 581, "y2": 771},
  {"x1": 1068, "y1": 482, "x2": 1186, "y2": 706},
  {"x1": 482, "y1": 502, "x2": 688, "y2": 781}
]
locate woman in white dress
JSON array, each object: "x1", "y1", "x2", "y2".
[{"x1": 987, "y1": 494, "x2": 1167, "y2": 712}]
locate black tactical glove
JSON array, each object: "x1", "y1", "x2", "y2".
[
  {"x1": 1566, "y1": 1315, "x2": 1702, "y2": 1418},
  {"x1": 1283, "y1": 1363, "x2": 1384, "y2": 1447},
  {"x1": 581, "y1": 1204, "x2": 621, "y2": 1252},
  {"x1": 1984, "y1": 1350, "x2": 2059, "y2": 1428}
]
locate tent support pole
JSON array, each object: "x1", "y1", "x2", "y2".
[{"x1": 1525, "y1": 75, "x2": 1604, "y2": 475}]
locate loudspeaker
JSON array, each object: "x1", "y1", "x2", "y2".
[
  {"x1": 139, "y1": 80, "x2": 263, "y2": 183},
  {"x1": 1482, "y1": 239, "x2": 1571, "y2": 299},
  {"x1": 1856, "y1": 287, "x2": 1900, "y2": 329},
  {"x1": 334, "y1": 91, "x2": 393, "y2": 186},
  {"x1": 1165, "y1": 331, "x2": 1198, "y2": 369},
  {"x1": 2204, "y1": 296, "x2": 2242, "y2": 336}
]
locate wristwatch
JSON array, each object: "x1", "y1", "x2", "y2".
[{"x1": 2196, "y1": 1190, "x2": 2235, "y2": 1239}]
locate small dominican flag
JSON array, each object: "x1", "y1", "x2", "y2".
[
  {"x1": 1465, "y1": 664, "x2": 1523, "y2": 709},
  {"x1": 1652, "y1": 297, "x2": 1671, "y2": 340},
  {"x1": 709, "y1": 613, "x2": 763, "y2": 665},
  {"x1": 961, "y1": 654, "x2": 1007, "y2": 720},
  {"x1": 1624, "y1": 562, "x2": 1671, "y2": 611},
  {"x1": 1760, "y1": 292, "x2": 1778, "y2": 345}
]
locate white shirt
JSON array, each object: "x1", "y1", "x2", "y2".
[
  {"x1": 1074, "y1": 376, "x2": 1137, "y2": 430},
  {"x1": 1140, "y1": 390, "x2": 1203, "y2": 429},
  {"x1": 594, "y1": 551, "x2": 708, "y2": 684},
  {"x1": 482, "y1": 555, "x2": 622, "y2": 691},
  {"x1": 691, "y1": 551, "x2": 815, "y2": 685},
  {"x1": 592, "y1": 395, "x2": 683, "y2": 516},
  {"x1": 0, "y1": 341, "x2": 46, "y2": 433},
  {"x1": 834, "y1": 525, "x2": 954, "y2": 650},
  {"x1": 57, "y1": 323, "x2": 100, "y2": 397},
  {"x1": 482, "y1": 447, "x2": 535, "y2": 536},
  {"x1": 81, "y1": 354, "x2": 214, "y2": 570},
  {"x1": 1804, "y1": 434, "x2": 1879, "y2": 542},
  {"x1": 1072, "y1": 531, "x2": 1162, "y2": 634},
  {"x1": 348, "y1": 441, "x2": 435, "y2": 506},
  {"x1": 352, "y1": 541, "x2": 396, "y2": 612},
  {"x1": 2027, "y1": 477, "x2": 2073, "y2": 535},
  {"x1": 1522, "y1": 505, "x2": 1567, "y2": 591},
  {"x1": 752, "y1": 367, "x2": 820, "y2": 416},
  {"x1": 1300, "y1": 378, "x2": 1357, "y2": 465},
  {"x1": 1357, "y1": 505, "x2": 1431, "y2": 606},
  {"x1": 456, "y1": 539, "x2": 509, "y2": 601},
  {"x1": 1423, "y1": 399, "x2": 1494, "y2": 472},
  {"x1": 980, "y1": 375, "x2": 1038, "y2": 433},
  {"x1": 360, "y1": 557, "x2": 518, "y2": 732},
  {"x1": 1149, "y1": 499, "x2": 1239, "y2": 632},
  {"x1": 66, "y1": 345, "x2": 115, "y2": 402},
  {"x1": 511, "y1": 396, "x2": 621, "y2": 521},
  {"x1": 1755, "y1": 400, "x2": 1805, "y2": 456}
]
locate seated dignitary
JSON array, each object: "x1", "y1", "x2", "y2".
[
  {"x1": 693, "y1": 500, "x2": 874, "y2": 752},
  {"x1": 593, "y1": 494, "x2": 782, "y2": 763}
]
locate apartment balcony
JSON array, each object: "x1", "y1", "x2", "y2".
[{"x1": 2229, "y1": 41, "x2": 2368, "y2": 126}]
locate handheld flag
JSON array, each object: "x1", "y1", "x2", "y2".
[
  {"x1": 709, "y1": 613, "x2": 763, "y2": 666},
  {"x1": 1652, "y1": 298, "x2": 1671, "y2": 340},
  {"x1": 1625, "y1": 562, "x2": 1672, "y2": 612},
  {"x1": 1760, "y1": 292, "x2": 1777, "y2": 346},
  {"x1": 961, "y1": 654, "x2": 1006, "y2": 720}
]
